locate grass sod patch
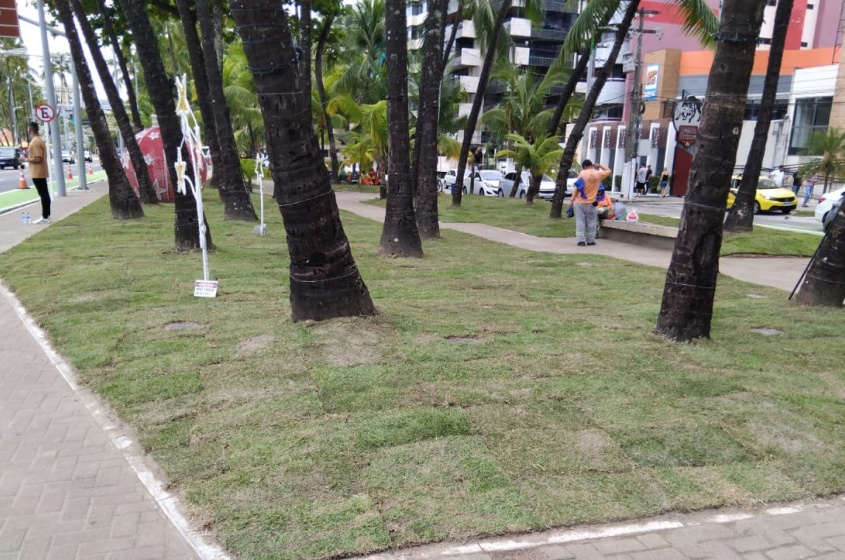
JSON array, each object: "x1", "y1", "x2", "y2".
[
  {"x1": 3, "y1": 191, "x2": 845, "y2": 560},
  {"x1": 366, "y1": 194, "x2": 821, "y2": 257}
]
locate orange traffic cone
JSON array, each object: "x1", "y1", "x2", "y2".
[
  {"x1": 67, "y1": 164, "x2": 73, "y2": 180},
  {"x1": 88, "y1": 163, "x2": 93, "y2": 175},
  {"x1": 18, "y1": 168, "x2": 28, "y2": 189}
]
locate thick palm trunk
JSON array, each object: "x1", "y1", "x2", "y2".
[
  {"x1": 451, "y1": 0, "x2": 511, "y2": 206},
  {"x1": 231, "y1": 0, "x2": 376, "y2": 321},
  {"x1": 381, "y1": 0, "x2": 424, "y2": 257},
  {"x1": 796, "y1": 208, "x2": 845, "y2": 306},
  {"x1": 315, "y1": 15, "x2": 340, "y2": 179},
  {"x1": 526, "y1": 172, "x2": 542, "y2": 203},
  {"x1": 120, "y1": 0, "x2": 211, "y2": 251},
  {"x1": 196, "y1": 0, "x2": 258, "y2": 221},
  {"x1": 54, "y1": 0, "x2": 142, "y2": 220},
  {"x1": 724, "y1": 0, "x2": 792, "y2": 233},
  {"x1": 299, "y1": 0, "x2": 312, "y2": 107},
  {"x1": 547, "y1": 47, "x2": 590, "y2": 137},
  {"x1": 510, "y1": 163, "x2": 522, "y2": 198},
  {"x1": 656, "y1": 0, "x2": 766, "y2": 341},
  {"x1": 413, "y1": 0, "x2": 447, "y2": 239},
  {"x1": 550, "y1": 0, "x2": 639, "y2": 219},
  {"x1": 71, "y1": 0, "x2": 157, "y2": 206},
  {"x1": 175, "y1": 0, "x2": 225, "y2": 194},
  {"x1": 96, "y1": 0, "x2": 143, "y2": 132}
]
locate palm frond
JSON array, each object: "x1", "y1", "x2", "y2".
[
  {"x1": 673, "y1": 0, "x2": 719, "y2": 47},
  {"x1": 563, "y1": 0, "x2": 621, "y2": 54}
]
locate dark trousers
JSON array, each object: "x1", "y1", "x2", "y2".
[{"x1": 32, "y1": 178, "x2": 51, "y2": 219}]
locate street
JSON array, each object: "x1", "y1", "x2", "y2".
[
  {"x1": 0, "y1": 160, "x2": 103, "y2": 194},
  {"x1": 632, "y1": 196, "x2": 825, "y2": 235}
]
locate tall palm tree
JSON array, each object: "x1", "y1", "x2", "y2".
[
  {"x1": 53, "y1": 0, "x2": 143, "y2": 220},
  {"x1": 723, "y1": 0, "x2": 793, "y2": 233},
  {"x1": 222, "y1": 40, "x2": 265, "y2": 156},
  {"x1": 95, "y1": 0, "x2": 143, "y2": 131},
  {"x1": 70, "y1": 0, "x2": 158, "y2": 205},
  {"x1": 231, "y1": 0, "x2": 376, "y2": 321},
  {"x1": 195, "y1": 0, "x2": 258, "y2": 221},
  {"x1": 120, "y1": 0, "x2": 212, "y2": 251},
  {"x1": 315, "y1": 12, "x2": 341, "y2": 179},
  {"x1": 335, "y1": 0, "x2": 387, "y2": 105},
  {"x1": 497, "y1": 133, "x2": 562, "y2": 203},
  {"x1": 549, "y1": 0, "x2": 718, "y2": 219},
  {"x1": 380, "y1": 0, "x2": 424, "y2": 257},
  {"x1": 656, "y1": 0, "x2": 767, "y2": 342},
  {"x1": 413, "y1": 0, "x2": 449, "y2": 239}
]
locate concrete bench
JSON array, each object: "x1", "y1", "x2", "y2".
[{"x1": 598, "y1": 220, "x2": 678, "y2": 251}]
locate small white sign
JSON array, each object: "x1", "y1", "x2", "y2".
[{"x1": 194, "y1": 280, "x2": 218, "y2": 298}]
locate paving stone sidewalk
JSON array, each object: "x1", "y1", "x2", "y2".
[{"x1": 0, "y1": 188, "x2": 219, "y2": 559}]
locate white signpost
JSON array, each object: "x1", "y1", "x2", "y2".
[
  {"x1": 253, "y1": 153, "x2": 268, "y2": 236},
  {"x1": 174, "y1": 75, "x2": 217, "y2": 298}
]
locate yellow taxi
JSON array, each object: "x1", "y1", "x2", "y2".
[{"x1": 726, "y1": 175, "x2": 798, "y2": 214}]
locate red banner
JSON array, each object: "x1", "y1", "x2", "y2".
[{"x1": 0, "y1": 0, "x2": 19, "y2": 38}]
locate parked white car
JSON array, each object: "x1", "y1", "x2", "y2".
[
  {"x1": 500, "y1": 171, "x2": 556, "y2": 199},
  {"x1": 815, "y1": 186, "x2": 845, "y2": 231},
  {"x1": 538, "y1": 170, "x2": 578, "y2": 201},
  {"x1": 439, "y1": 169, "x2": 505, "y2": 196}
]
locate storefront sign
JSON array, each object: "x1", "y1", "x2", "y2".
[
  {"x1": 643, "y1": 64, "x2": 659, "y2": 101},
  {"x1": 673, "y1": 96, "x2": 702, "y2": 147}
]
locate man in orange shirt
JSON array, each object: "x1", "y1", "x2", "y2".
[
  {"x1": 568, "y1": 159, "x2": 611, "y2": 246},
  {"x1": 21, "y1": 122, "x2": 51, "y2": 224}
]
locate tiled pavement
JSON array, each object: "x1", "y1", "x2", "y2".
[{"x1": 2, "y1": 188, "x2": 845, "y2": 560}]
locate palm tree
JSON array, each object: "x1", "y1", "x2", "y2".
[
  {"x1": 231, "y1": 0, "x2": 376, "y2": 321},
  {"x1": 315, "y1": 11, "x2": 341, "y2": 179},
  {"x1": 120, "y1": 0, "x2": 212, "y2": 251},
  {"x1": 335, "y1": 0, "x2": 387, "y2": 105},
  {"x1": 655, "y1": 0, "x2": 767, "y2": 342},
  {"x1": 800, "y1": 128, "x2": 845, "y2": 194},
  {"x1": 53, "y1": 0, "x2": 143, "y2": 220},
  {"x1": 95, "y1": 0, "x2": 143, "y2": 131},
  {"x1": 549, "y1": 0, "x2": 718, "y2": 219},
  {"x1": 497, "y1": 133, "x2": 562, "y2": 203},
  {"x1": 195, "y1": 0, "x2": 259, "y2": 221},
  {"x1": 222, "y1": 41, "x2": 265, "y2": 156},
  {"x1": 413, "y1": 0, "x2": 449, "y2": 239},
  {"x1": 723, "y1": 0, "x2": 793, "y2": 233},
  {"x1": 380, "y1": 0, "x2": 424, "y2": 257},
  {"x1": 70, "y1": 0, "x2": 158, "y2": 206}
]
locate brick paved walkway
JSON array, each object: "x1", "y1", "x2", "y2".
[{"x1": 0, "y1": 189, "x2": 222, "y2": 559}]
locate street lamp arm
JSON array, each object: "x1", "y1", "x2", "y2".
[{"x1": 18, "y1": 14, "x2": 66, "y2": 38}]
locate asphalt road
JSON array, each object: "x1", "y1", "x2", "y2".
[
  {"x1": 0, "y1": 160, "x2": 103, "y2": 194},
  {"x1": 633, "y1": 197, "x2": 824, "y2": 235}
]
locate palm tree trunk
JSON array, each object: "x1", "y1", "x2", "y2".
[
  {"x1": 120, "y1": 0, "x2": 212, "y2": 251},
  {"x1": 71, "y1": 0, "x2": 158, "y2": 206},
  {"x1": 231, "y1": 0, "x2": 376, "y2": 321},
  {"x1": 723, "y1": 0, "x2": 792, "y2": 233},
  {"x1": 175, "y1": 0, "x2": 225, "y2": 194},
  {"x1": 451, "y1": 0, "x2": 511, "y2": 207},
  {"x1": 96, "y1": 0, "x2": 144, "y2": 132},
  {"x1": 796, "y1": 208, "x2": 845, "y2": 306},
  {"x1": 441, "y1": 2, "x2": 462, "y2": 70},
  {"x1": 196, "y1": 0, "x2": 258, "y2": 221},
  {"x1": 299, "y1": 0, "x2": 312, "y2": 108},
  {"x1": 381, "y1": 0, "x2": 424, "y2": 257},
  {"x1": 547, "y1": 46, "x2": 590, "y2": 137},
  {"x1": 510, "y1": 163, "x2": 522, "y2": 198},
  {"x1": 550, "y1": 0, "x2": 640, "y2": 219},
  {"x1": 315, "y1": 15, "x2": 340, "y2": 180},
  {"x1": 54, "y1": 0, "x2": 142, "y2": 220},
  {"x1": 413, "y1": 0, "x2": 448, "y2": 239},
  {"x1": 527, "y1": 172, "x2": 541, "y2": 203},
  {"x1": 656, "y1": 0, "x2": 767, "y2": 341}
]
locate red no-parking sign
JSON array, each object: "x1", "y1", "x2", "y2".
[{"x1": 34, "y1": 104, "x2": 57, "y2": 123}]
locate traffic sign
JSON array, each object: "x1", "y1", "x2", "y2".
[{"x1": 34, "y1": 104, "x2": 57, "y2": 123}]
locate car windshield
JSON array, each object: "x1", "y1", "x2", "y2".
[
  {"x1": 0, "y1": 148, "x2": 14, "y2": 156},
  {"x1": 757, "y1": 178, "x2": 779, "y2": 190},
  {"x1": 479, "y1": 171, "x2": 500, "y2": 180}
]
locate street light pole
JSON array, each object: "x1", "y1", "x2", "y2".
[
  {"x1": 36, "y1": 0, "x2": 67, "y2": 197},
  {"x1": 71, "y1": 58, "x2": 87, "y2": 190}
]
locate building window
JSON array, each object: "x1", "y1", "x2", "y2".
[
  {"x1": 789, "y1": 97, "x2": 832, "y2": 155},
  {"x1": 744, "y1": 99, "x2": 788, "y2": 120},
  {"x1": 410, "y1": 2, "x2": 425, "y2": 15}
]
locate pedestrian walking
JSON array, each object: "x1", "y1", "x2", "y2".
[
  {"x1": 645, "y1": 164, "x2": 653, "y2": 195},
  {"x1": 567, "y1": 159, "x2": 611, "y2": 246},
  {"x1": 659, "y1": 167, "x2": 670, "y2": 197},
  {"x1": 792, "y1": 169, "x2": 802, "y2": 196},
  {"x1": 21, "y1": 122, "x2": 50, "y2": 224},
  {"x1": 635, "y1": 164, "x2": 647, "y2": 197},
  {"x1": 802, "y1": 173, "x2": 819, "y2": 207},
  {"x1": 770, "y1": 165, "x2": 785, "y2": 188}
]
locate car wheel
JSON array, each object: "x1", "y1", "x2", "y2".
[
  {"x1": 497, "y1": 188, "x2": 504, "y2": 197},
  {"x1": 517, "y1": 190, "x2": 525, "y2": 199},
  {"x1": 462, "y1": 187, "x2": 467, "y2": 194},
  {"x1": 781, "y1": 207, "x2": 793, "y2": 214},
  {"x1": 753, "y1": 201, "x2": 761, "y2": 215}
]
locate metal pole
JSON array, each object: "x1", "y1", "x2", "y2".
[
  {"x1": 36, "y1": 0, "x2": 66, "y2": 197},
  {"x1": 71, "y1": 59, "x2": 87, "y2": 190},
  {"x1": 625, "y1": 8, "x2": 645, "y2": 165}
]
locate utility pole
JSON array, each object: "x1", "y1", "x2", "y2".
[
  {"x1": 36, "y1": 0, "x2": 67, "y2": 197},
  {"x1": 624, "y1": 8, "x2": 660, "y2": 165}
]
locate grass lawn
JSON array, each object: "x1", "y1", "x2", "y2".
[
  {"x1": 370, "y1": 194, "x2": 820, "y2": 257},
  {"x1": 2, "y1": 191, "x2": 844, "y2": 560}
]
